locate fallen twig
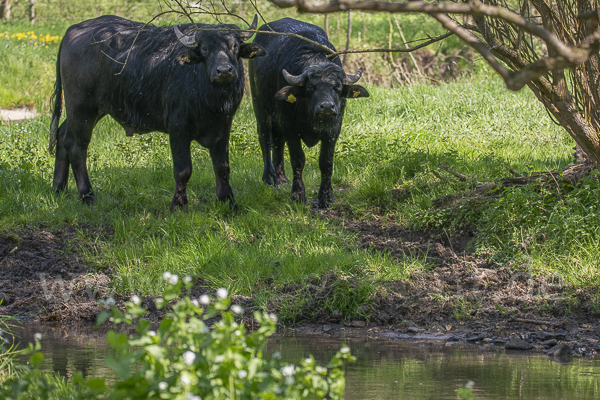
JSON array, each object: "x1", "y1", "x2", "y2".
[
  {"x1": 438, "y1": 165, "x2": 469, "y2": 182},
  {"x1": 510, "y1": 316, "x2": 564, "y2": 327},
  {"x1": 505, "y1": 164, "x2": 523, "y2": 177}
]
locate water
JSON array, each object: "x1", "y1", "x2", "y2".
[{"x1": 11, "y1": 324, "x2": 600, "y2": 399}]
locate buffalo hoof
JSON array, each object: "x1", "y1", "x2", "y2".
[
  {"x1": 277, "y1": 175, "x2": 290, "y2": 184},
  {"x1": 81, "y1": 193, "x2": 96, "y2": 205},
  {"x1": 262, "y1": 174, "x2": 280, "y2": 187},
  {"x1": 291, "y1": 192, "x2": 306, "y2": 203},
  {"x1": 170, "y1": 196, "x2": 189, "y2": 212},
  {"x1": 316, "y1": 201, "x2": 329, "y2": 209}
]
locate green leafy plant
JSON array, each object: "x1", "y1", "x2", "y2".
[{"x1": 0, "y1": 274, "x2": 355, "y2": 399}]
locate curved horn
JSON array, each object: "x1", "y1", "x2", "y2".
[
  {"x1": 282, "y1": 69, "x2": 305, "y2": 86},
  {"x1": 174, "y1": 25, "x2": 198, "y2": 48},
  {"x1": 343, "y1": 67, "x2": 364, "y2": 85},
  {"x1": 240, "y1": 14, "x2": 258, "y2": 42}
]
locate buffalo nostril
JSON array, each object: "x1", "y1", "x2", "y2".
[{"x1": 318, "y1": 102, "x2": 336, "y2": 114}]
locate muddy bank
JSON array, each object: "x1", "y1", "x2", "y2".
[
  {"x1": 1, "y1": 224, "x2": 599, "y2": 357},
  {"x1": 0, "y1": 226, "x2": 111, "y2": 323}
]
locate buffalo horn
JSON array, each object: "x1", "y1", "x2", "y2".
[
  {"x1": 240, "y1": 14, "x2": 258, "y2": 41},
  {"x1": 282, "y1": 69, "x2": 305, "y2": 86},
  {"x1": 343, "y1": 67, "x2": 364, "y2": 85},
  {"x1": 174, "y1": 25, "x2": 198, "y2": 48}
]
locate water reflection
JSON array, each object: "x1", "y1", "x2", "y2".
[{"x1": 12, "y1": 325, "x2": 600, "y2": 399}]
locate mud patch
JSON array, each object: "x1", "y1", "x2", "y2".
[{"x1": 0, "y1": 227, "x2": 111, "y2": 323}]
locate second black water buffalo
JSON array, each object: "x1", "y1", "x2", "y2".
[
  {"x1": 49, "y1": 15, "x2": 265, "y2": 210},
  {"x1": 248, "y1": 18, "x2": 369, "y2": 208}
]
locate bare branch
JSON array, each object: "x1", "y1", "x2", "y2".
[
  {"x1": 269, "y1": 0, "x2": 584, "y2": 60},
  {"x1": 332, "y1": 31, "x2": 453, "y2": 56}
]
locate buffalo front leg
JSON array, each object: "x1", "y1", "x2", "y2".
[
  {"x1": 209, "y1": 136, "x2": 236, "y2": 209},
  {"x1": 52, "y1": 121, "x2": 70, "y2": 193},
  {"x1": 169, "y1": 137, "x2": 193, "y2": 212},
  {"x1": 317, "y1": 137, "x2": 337, "y2": 209},
  {"x1": 287, "y1": 137, "x2": 306, "y2": 203}
]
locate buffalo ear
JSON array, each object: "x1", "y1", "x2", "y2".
[
  {"x1": 342, "y1": 85, "x2": 370, "y2": 99},
  {"x1": 275, "y1": 86, "x2": 303, "y2": 103},
  {"x1": 176, "y1": 49, "x2": 203, "y2": 65},
  {"x1": 239, "y1": 43, "x2": 266, "y2": 59}
]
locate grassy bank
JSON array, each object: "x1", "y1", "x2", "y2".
[{"x1": 3, "y1": 67, "x2": 595, "y2": 321}]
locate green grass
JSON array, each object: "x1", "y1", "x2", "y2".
[{"x1": 2, "y1": 67, "x2": 591, "y2": 320}]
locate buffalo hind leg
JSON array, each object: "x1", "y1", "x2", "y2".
[
  {"x1": 257, "y1": 118, "x2": 278, "y2": 186},
  {"x1": 287, "y1": 137, "x2": 306, "y2": 203},
  {"x1": 64, "y1": 116, "x2": 96, "y2": 204},
  {"x1": 272, "y1": 125, "x2": 289, "y2": 184},
  {"x1": 209, "y1": 135, "x2": 236, "y2": 210},
  {"x1": 52, "y1": 121, "x2": 70, "y2": 193},
  {"x1": 317, "y1": 136, "x2": 337, "y2": 209},
  {"x1": 169, "y1": 137, "x2": 193, "y2": 212}
]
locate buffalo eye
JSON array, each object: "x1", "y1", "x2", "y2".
[
  {"x1": 201, "y1": 46, "x2": 209, "y2": 56},
  {"x1": 306, "y1": 83, "x2": 314, "y2": 91}
]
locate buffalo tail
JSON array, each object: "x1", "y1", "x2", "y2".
[{"x1": 49, "y1": 42, "x2": 63, "y2": 155}]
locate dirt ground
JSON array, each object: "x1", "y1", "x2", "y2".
[
  {"x1": 1, "y1": 221, "x2": 599, "y2": 357},
  {"x1": 0, "y1": 108, "x2": 37, "y2": 123}
]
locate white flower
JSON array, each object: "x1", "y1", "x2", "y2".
[
  {"x1": 148, "y1": 330, "x2": 156, "y2": 337},
  {"x1": 231, "y1": 305, "x2": 243, "y2": 315},
  {"x1": 182, "y1": 351, "x2": 196, "y2": 366},
  {"x1": 340, "y1": 346, "x2": 350, "y2": 354},
  {"x1": 199, "y1": 295, "x2": 210, "y2": 305},
  {"x1": 184, "y1": 275, "x2": 192, "y2": 284},
  {"x1": 216, "y1": 288, "x2": 228, "y2": 299},
  {"x1": 304, "y1": 358, "x2": 312, "y2": 364},
  {"x1": 168, "y1": 274, "x2": 179, "y2": 285},
  {"x1": 155, "y1": 297, "x2": 164, "y2": 307},
  {"x1": 162, "y1": 271, "x2": 172, "y2": 281},
  {"x1": 130, "y1": 295, "x2": 141, "y2": 305},
  {"x1": 315, "y1": 366, "x2": 327, "y2": 374},
  {"x1": 285, "y1": 376, "x2": 295, "y2": 385},
  {"x1": 281, "y1": 365, "x2": 295, "y2": 377},
  {"x1": 186, "y1": 394, "x2": 201, "y2": 400},
  {"x1": 180, "y1": 374, "x2": 191, "y2": 385},
  {"x1": 234, "y1": 330, "x2": 241, "y2": 336},
  {"x1": 269, "y1": 313, "x2": 278, "y2": 323},
  {"x1": 34, "y1": 333, "x2": 42, "y2": 341},
  {"x1": 191, "y1": 299, "x2": 199, "y2": 307},
  {"x1": 272, "y1": 351, "x2": 281, "y2": 360},
  {"x1": 158, "y1": 381, "x2": 168, "y2": 390},
  {"x1": 215, "y1": 355, "x2": 225, "y2": 363},
  {"x1": 104, "y1": 297, "x2": 115, "y2": 308},
  {"x1": 238, "y1": 370, "x2": 248, "y2": 379}
]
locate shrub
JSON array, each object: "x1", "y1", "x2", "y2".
[{"x1": 0, "y1": 275, "x2": 354, "y2": 399}]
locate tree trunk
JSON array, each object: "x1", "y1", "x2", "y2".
[
  {"x1": 29, "y1": 0, "x2": 36, "y2": 24},
  {"x1": 342, "y1": 11, "x2": 351, "y2": 67},
  {"x1": 1, "y1": 0, "x2": 11, "y2": 20}
]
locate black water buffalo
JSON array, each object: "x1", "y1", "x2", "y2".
[
  {"x1": 248, "y1": 18, "x2": 369, "y2": 208},
  {"x1": 49, "y1": 15, "x2": 265, "y2": 210}
]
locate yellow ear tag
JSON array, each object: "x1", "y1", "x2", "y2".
[
  {"x1": 181, "y1": 56, "x2": 191, "y2": 63},
  {"x1": 250, "y1": 50, "x2": 257, "y2": 58},
  {"x1": 352, "y1": 91, "x2": 360, "y2": 98},
  {"x1": 286, "y1": 94, "x2": 297, "y2": 103}
]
